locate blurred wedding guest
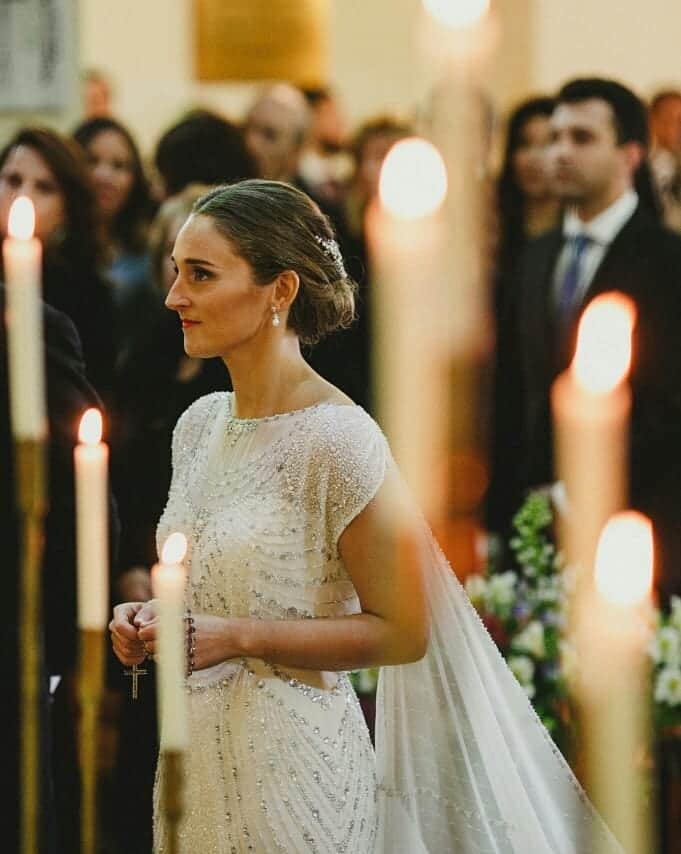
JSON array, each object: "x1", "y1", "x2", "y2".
[
  {"x1": 306, "y1": 115, "x2": 412, "y2": 413},
  {"x1": 244, "y1": 82, "x2": 311, "y2": 183},
  {"x1": 299, "y1": 86, "x2": 353, "y2": 207},
  {"x1": 80, "y1": 68, "x2": 114, "y2": 120},
  {"x1": 107, "y1": 184, "x2": 230, "y2": 854},
  {"x1": 649, "y1": 89, "x2": 681, "y2": 231},
  {"x1": 0, "y1": 128, "x2": 118, "y2": 402},
  {"x1": 73, "y1": 117, "x2": 158, "y2": 365},
  {"x1": 494, "y1": 96, "x2": 560, "y2": 286},
  {"x1": 152, "y1": 109, "x2": 257, "y2": 202},
  {"x1": 0, "y1": 287, "x2": 119, "y2": 853},
  {"x1": 486, "y1": 97, "x2": 560, "y2": 534},
  {"x1": 493, "y1": 77, "x2": 681, "y2": 603}
]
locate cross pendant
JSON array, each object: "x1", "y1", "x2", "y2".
[{"x1": 123, "y1": 662, "x2": 148, "y2": 700}]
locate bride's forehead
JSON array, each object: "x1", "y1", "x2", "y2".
[{"x1": 174, "y1": 214, "x2": 239, "y2": 258}]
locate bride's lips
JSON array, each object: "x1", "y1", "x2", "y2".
[{"x1": 181, "y1": 319, "x2": 199, "y2": 329}]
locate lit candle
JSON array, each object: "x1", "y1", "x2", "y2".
[
  {"x1": 366, "y1": 137, "x2": 450, "y2": 517},
  {"x1": 551, "y1": 292, "x2": 636, "y2": 575},
  {"x1": 75, "y1": 408, "x2": 109, "y2": 630},
  {"x1": 579, "y1": 512, "x2": 654, "y2": 853},
  {"x1": 3, "y1": 196, "x2": 46, "y2": 439},
  {"x1": 152, "y1": 532, "x2": 188, "y2": 751}
]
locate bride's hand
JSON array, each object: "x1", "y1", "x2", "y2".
[
  {"x1": 109, "y1": 600, "x2": 156, "y2": 665},
  {"x1": 137, "y1": 613, "x2": 241, "y2": 672}
]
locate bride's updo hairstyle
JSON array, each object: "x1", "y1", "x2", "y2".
[{"x1": 192, "y1": 179, "x2": 357, "y2": 346}]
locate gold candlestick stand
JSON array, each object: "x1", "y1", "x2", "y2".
[
  {"x1": 78, "y1": 628, "x2": 105, "y2": 854},
  {"x1": 163, "y1": 750, "x2": 184, "y2": 854},
  {"x1": 16, "y1": 439, "x2": 47, "y2": 854}
]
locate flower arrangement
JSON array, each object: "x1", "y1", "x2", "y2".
[
  {"x1": 650, "y1": 596, "x2": 681, "y2": 732},
  {"x1": 465, "y1": 491, "x2": 575, "y2": 748},
  {"x1": 350, "y1": 489, "x2": 681, "y2": 749}
]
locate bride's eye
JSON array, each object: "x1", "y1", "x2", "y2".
[{"x1": 191, "y1": 266, "x2": 211, "y2": 282}]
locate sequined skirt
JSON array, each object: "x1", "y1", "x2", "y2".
[{"x1": 154, "y1": 660, "x2": 378, "y2": 853}]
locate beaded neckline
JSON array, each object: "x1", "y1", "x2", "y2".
[{"x1": 225, "y1": 392, "x2": 354, "y2": 425}]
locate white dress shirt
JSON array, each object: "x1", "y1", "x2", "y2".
[{"x1": 552, "y1": 189, "x2": 639, "y2": 311}]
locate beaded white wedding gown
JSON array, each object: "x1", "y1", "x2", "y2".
[
  {"x1": 154, "y1": 391, "x2": 625, "y2": 854},
  {"x1": 155, "y1": 392, "x2": 380, "y2": 853}
]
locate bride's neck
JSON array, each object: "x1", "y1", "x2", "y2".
[{"x1": 225, "y1": 334, "x2": 314, "y2": 419}]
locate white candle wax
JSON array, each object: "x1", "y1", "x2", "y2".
[
  {"x1": 578, "y1": 513, "x2": 654, "y2": 854},
  {"x1": 75, "y1": 409, "x2": 109, "y2": 629},
  {"x1": 551, "y1": 293, "x2": 635, "y2": 575},
  {"x1": 366, "y1": 138, "x2": 451, "y2": 519},
  {"x1": 3, "y1": 197, "x2": 46, "y2": 439},
  {"x1": 153, "y1": 533, "x2": 188, "y2": 751}
]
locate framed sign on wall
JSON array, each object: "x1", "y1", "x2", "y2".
[
  {"x1": 0, "y1": 0, "x2": 73, "y2": 110},
  {"x1": 194, "y1": 0, "x2": 329, "y2": 88}
]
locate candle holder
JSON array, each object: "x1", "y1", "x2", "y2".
[
  {"x1": 78, "y1": 628, "x2": 106, "y2": 854},
  {"x1": 162, "y1": 749, "x2": 184, "y2": 854},
  {"x1": 15, "y1": 439, "x2": 47, "y2": 854}
]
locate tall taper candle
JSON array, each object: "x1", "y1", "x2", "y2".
[
  {"x1": 551, "y1": 293, "x2": 635, "y2": 581},
  {"x1": 75, "y1": 408, "x2": 109, "y2": 629},
  {"x1": 581, "y1": 512, "x2": 654, "y2": 853},
  {"x1": 153, "y1": 532, "x2": 189, "y2": 750},
  {"x1": 3, "y1": 196, "x2": 46, "y2": 440}
]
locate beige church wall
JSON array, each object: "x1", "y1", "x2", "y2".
[
  {"x1": 533, "y1": 0, "x2": 681, "y2": 100},
  {"x1": 2, "y1": 1, "x2": 681, "y2": 156}
]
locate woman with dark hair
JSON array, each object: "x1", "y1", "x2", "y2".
[
  {"x1": 0, "y1": 126, "x2": 117, "y2": 399},
  {"x1": 110, "y1": 180, "x2": 624, "y2": 854},
  {"x1": 73, "y1": 116, "x2": 159, "y2": 363},
  {"x1": 307, "y1": 114, "x2": 413, "y2": 414},
  {"x1": 152, "y1": 109, "x2": 257, "y2": 200},
  {"x1": 487, "y1": 98, "x2": 560, "y2": 538},
  {"x1": 495, "y1": 96, "x2": 560, "y2": 282}
]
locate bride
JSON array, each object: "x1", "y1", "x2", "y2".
[{"x1": 109, "y1": 179, "x2": 623, "y2": 853}]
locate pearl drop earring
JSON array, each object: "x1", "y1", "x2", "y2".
[{"x1": 271, "y1": 306, "x2": 280, "y2": 328}]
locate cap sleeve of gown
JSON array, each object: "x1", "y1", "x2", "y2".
[{"x1": 310, "y1": 405, "x2": 389, "y2": 545}]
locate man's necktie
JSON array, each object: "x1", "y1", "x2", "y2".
[{"x1": 557, "y1": 234, "x2": 591, "y2": 324}]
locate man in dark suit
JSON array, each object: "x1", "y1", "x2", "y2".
[
  {"x1": 490, "y1": 78, "x2": 681, "y2": 602},
  {"x1": 0, "y1": 285, "x2": 118, "y2": 852}
]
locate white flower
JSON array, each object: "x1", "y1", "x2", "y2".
[
  {"x1": 559, "y1": 639, "x2": 578, "y2": 682},
  {"x1": 484, "y1": 571, "x2": 517, "y2": 611},
  {"x1": 465, "y1": 574, "x2": 487, "y2": 607},
  {"x1": 512, "y1": 620, "x2": 546, "y2": 660},
  {"x1": 670, "y1": 596, "x2": 681, "y2": 632},
  {"x1": 654, "y1": 667, "x2": 681, "y2": 706},
  {"x1": 650, "y1": 626, "x2": 681, "y2": 667},
  {"x1": 508, "y1": 654, "x2": 535, "y2": 689}
]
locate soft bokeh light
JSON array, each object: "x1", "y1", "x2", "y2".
[
  {"x1": 8, "y1": 196, "x2": 35, "y2": 240},
  {"x1": 161, "y1": 532, "x2": 188, "y2": 565},
  {"x1": 423, "y1": 0, "x2": 490, "y2": 28},
  {"x1": 379, "y1": 137, "x2": 447, "y2": 220},
  {"x1": 78, "y1": 408, "x2": 103, "y2": 445},
  {"x1": 572, "y1": 293, "x2": 635, "y2": 394},
  {"x1": 595, "y1": 511, "x2": 654, "y2": 607}
]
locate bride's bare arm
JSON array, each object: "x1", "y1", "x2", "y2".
[{"x1": 128, "y1": 476, "x2": 430, "y2": 673}]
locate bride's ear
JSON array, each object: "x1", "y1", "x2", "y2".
[{"x1": 273, "y1": 270, "x2": 300, "y2": 313}]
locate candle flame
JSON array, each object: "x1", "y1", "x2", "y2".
[
  {"x1": 572, "y1": 292, "x2": 635, "y2": 394},
  {"x1": 8, "y1": 196, "x2": 36, "y2": 240},
  {"x1": 595, "y1": 511, "x2": 654, "y2": 607},
  {"x1": 423, "y1": 0, "x2": 490, "y2": 28},
  {"x1": 162, "y1": 532, "x2": 188, "y2": 565},
  {"x1": 78, "y1": 408, "x2": 103, "y2": 445},
  {"x1": 379, "y1": 137, "x2": 447, "y2": 220}
]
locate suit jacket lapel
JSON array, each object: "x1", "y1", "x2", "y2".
[{"x1": 558, "y1": 204, "x2": 651, "y2": 368}]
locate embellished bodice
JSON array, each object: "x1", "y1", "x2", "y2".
[{"x1": 157, "y1": 392, "x2": 388, "y2": 623}]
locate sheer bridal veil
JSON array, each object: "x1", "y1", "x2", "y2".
[{"x1": 373, "y1": 478, "x2": 624, "y2": 854}]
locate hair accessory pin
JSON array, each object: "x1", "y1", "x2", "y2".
[{"x1": 314, "y1": 235, "x2": 346, "y2": 278}]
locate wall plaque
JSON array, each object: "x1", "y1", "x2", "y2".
[{"x1": 194, "y1": 0, "x2": 329, "y2": 87}]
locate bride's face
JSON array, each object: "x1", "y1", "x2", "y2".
[{"x1": 166, "y1": 213, "x2": 274, "y2": 359}]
